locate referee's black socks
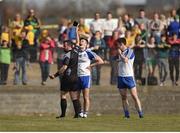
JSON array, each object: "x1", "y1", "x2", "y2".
[
  {"x1": 60, "y1": 99, "x2": 67, "y2": 117},
  {"x1": 72, "y1": 99, "x2": 81, "y2": 118}
]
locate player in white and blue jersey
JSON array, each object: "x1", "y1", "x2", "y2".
[
  {"x1": 78, "y1": 38, "x2": 104, "y2": 118},
  {"x1": 116, "y1": 37, "x2": 143, "y2": 118}
]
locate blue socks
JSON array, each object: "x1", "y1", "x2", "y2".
[
  {"x1": 124, "y1": 110, "x2": 130, "y2": 118},
  {"x1": 123, "y1": 110, "x2": 144, "y2": 118},
  {"x1": 138, "y1": 110, "x2": 144, "y2": 118}
]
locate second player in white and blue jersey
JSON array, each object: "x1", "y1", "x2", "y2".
[{"x1": 117, "y1": 48, "x2": 136, "y2": 89}]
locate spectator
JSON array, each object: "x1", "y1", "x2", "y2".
[
  {"x1": 133, "y1": 35, "x2": 145, "y2": 85},
  {"x1": 13, "y1": 31, "x2": 29, "y2": 85},
  {"x1": 10, "y1": 13, "x2": 24, "y2": 60},
  {"x1": 125, "y1": 30, "x2": 135, "y2": 48},
  {"x1": 26, "y1": 25, "x2": 35, "y2": 62},
  {"x1": 115, "y1": 17, "x2": 126, "y2": 38},
  {"x1": 39, "y1": 30, "x2": 55, "y2": 85},
  {"x1": 167, "y1": 16, "x2": 180, "y2": 38},
  {"x1": 167, "y1": 9, "x2": 179, "y2": 25},
  {"x1": 135, "y1": 9, "x2": 149, "y2": 29},
  {"x1": 24, "y1": 9, "x2": 41, "y2": 62},
  {"x1": 58, "y1": 18, "x2": 68, "y2": 43},
  {"x1": 139, "y1": 23, "x2": 148, "y2": 42},
  {"x1": 0, "y1": 26, "x2": 10, "y2": 44},
  {"x1": 123, "y1": 14, "x2": 133, "y2": 31},
  {"x1": 90, "y1": 31, "x2": 106, "y2": 85},
  {"x1": 132, "y1": 23, "x2": 141, "y2": 37},
  {"x1": 67, "y1": 21, "x2": 79, "y2": 43},
  {"x1": 90, "y1": 12, "x2": 104, "y2": 35},
  {"x1": 78, "y1": 18, "x2": 90, "y2": 39},
  {"x1": 146, "y1": 36, "x2": 157, "y2": 77},
  {"x1": 103, "y1": 12, "x2": 117, "y2": 61},
  {"x1": 0, "y1": 40, "x2": 11, "y2": 85},
  {"x1": 159, "y1": 14, "x2": 168, "y2": 35},
  {"x1": 24, "y1": 9, "x2": 41, "y2": 39},
  {"x1": 108, "y1": 30, "x2": 119, "y2": 85},
  {"x1": 150, "y1": 13, "x2": 161, "y2": 44},
  {"x1": 168, "y1": 33, "x2": 180, "y2": 86},
  {"x1": 157, "y1": 34, "x2": 170, "y2": 86}
]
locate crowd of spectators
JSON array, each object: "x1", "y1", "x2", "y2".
[{"x1": 0, "y1": 8, "x2": 179, "y2": 86}]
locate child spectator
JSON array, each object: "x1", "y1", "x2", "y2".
[
  {"x1": 1, "y1": 26, "x2": 10, "y2": 44},
  {"x1": 0, "y1": 40, "x2": 11, "y2": 85},
  {"x1": 90, "y1": 31, "x2": 106, "y2": 85},
  {"x1": 26, "y1": 25, "x2": 36, "y2": 62},
  {"x1": 125, "y1": 30, "x2": 135, "y2": 48}
]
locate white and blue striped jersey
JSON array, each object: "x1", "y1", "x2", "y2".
[
  {"x1": 78, "y1": 49, "x2": 97, "y2": 77},
  {"x1": 118, "y1": 48, "x2": 135, "y2": 77}
]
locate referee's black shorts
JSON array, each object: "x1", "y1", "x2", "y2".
[{"x1": 60, "y1": 77, "x2": 78, "y2": 92}]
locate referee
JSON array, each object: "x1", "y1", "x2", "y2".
[{"x1": 49, "y1": 40, "x2": 81, "y2": 118}]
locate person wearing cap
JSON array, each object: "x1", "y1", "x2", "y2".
[
  {"x1": 115, "y1": 37, "x2": 143, "y2": 118},
  {"x1": 39, "y1": 30, "x2": 55, "y2": 85},
  {"x1": 49, "y1": 40, "x2": 81, "y2": 118}
]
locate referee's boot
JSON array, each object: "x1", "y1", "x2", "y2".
[{"x1": 56, "y1": 115, "x2": 65, "y2": 119}]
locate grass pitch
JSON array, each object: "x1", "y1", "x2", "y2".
[{"x1": 0, "y1": 114, "x2": 180, "y2": 131}]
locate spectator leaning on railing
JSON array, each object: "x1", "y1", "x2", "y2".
[{"x1": 157, "y1": 34, "x2": 170, "y2": 86}]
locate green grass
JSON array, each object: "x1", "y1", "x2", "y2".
[{"x1": 0, "y1": 114, "x2": 180, "y2": 131}]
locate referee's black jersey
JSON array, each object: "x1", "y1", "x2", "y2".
[{"x1": 61, "y1": 47, "x2": 79, "y2": 82}]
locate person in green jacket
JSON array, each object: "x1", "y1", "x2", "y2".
[{"x1": 0, "y1": 40, "x2": 11, "y2": 85}]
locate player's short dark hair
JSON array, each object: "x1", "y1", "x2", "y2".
[
  {"x1": 116, "y1": 37, "x2": 126, "y2": 46},
  {"x1": 80, "y1": 37, "x2": 88, "y2": 44},
  {"x1": 107, "y1": 11, "x2": 112, "y2": 15}
]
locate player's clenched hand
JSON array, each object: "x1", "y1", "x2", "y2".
[
  {"x1": 86, "y1": 66, "x2": 92, "y2": 71},
  {"x1": 117, "y1": 48, "x2": 122, "y2": 55}
]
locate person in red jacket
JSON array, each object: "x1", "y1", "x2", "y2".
[
  {"x1": 108, "y1": 30, "x2": 119, "y2": 85},
  {"x1": 39, "y1": 30, "x2": 55, "y2": 85}
]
